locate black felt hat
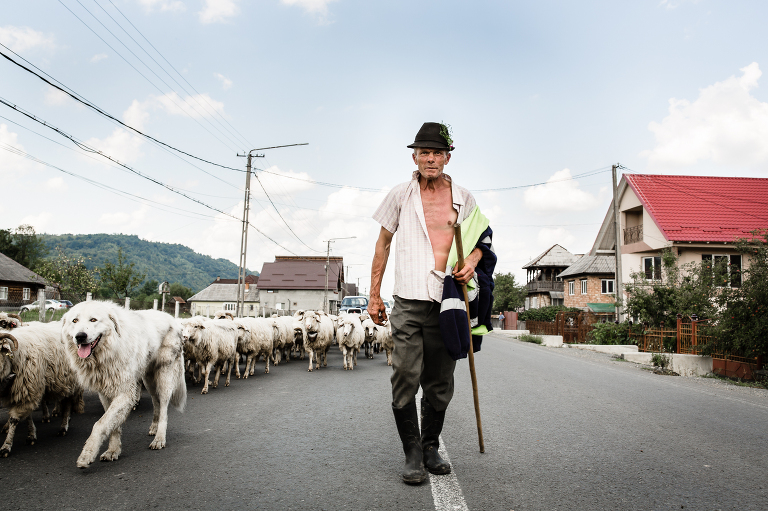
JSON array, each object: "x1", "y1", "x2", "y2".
[{"x1": 407, "y1": 122, "x2": 454, "y2": 151}]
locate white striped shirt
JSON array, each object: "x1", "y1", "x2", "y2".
[{"x1": 373, "y1": 171, "x2": 476, "y2": 302}]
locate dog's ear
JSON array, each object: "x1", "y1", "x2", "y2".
[{"x1": 109, "y1": 314, "x2": 121, "y2": 337}]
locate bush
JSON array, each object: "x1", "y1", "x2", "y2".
[
  {"x1": 519, "y1": 305, "x2": 580, "y2": 322},
  {"x1": 588, "y1": 322, "x2": 642, "y2": 345},
  {"x1": 651, "y1": 353, "x2": 670, "y2": 369}
]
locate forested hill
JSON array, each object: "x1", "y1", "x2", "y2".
[{"x1": 41, "y1": 234, "x2": 257, "y2": 293}]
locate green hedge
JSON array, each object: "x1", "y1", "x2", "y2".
[{"x1": 518, "y1": 306, "x2": 581, "y2": 322}]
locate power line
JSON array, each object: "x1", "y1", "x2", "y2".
[
  {"x1": 0, "y1": 47, "x2": 246, "y2": 174},
  {"x1": 59, "y1": 0, "x2": 240, "y2": 153},
  {"x1": 87, "y1": 0, "x2": 251, "y2": 150},
  {"x1": 105, "y1": 0, "x2": 254, "y2": 149}
]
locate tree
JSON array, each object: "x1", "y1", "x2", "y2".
[
  {"x1": 624, "y1": 248, "x2": 720, "y2": 327},
  {"x1": 492, "y1": 272, "x2": 527, "y2": 312},
  {"x1": 0, "y1": 225, "x2": 47, "y2": 269},
  {"x1": 139, "y1": 279, "x2": 160, "y2": 297},
  {"x1": 35, "y1": 247, "x2": 99, "y2": 302},
  {"x1": 169, "y1": 282, "x2": 193, "y2": 301},
  {"x1": 706, "y1": 229, "x2": 768, "y2": 360},
  {"x1": 99, "y1": 248, "x2": 147, "y2": 299}
]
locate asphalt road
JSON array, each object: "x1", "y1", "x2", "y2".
[{"x1": 1, "y1": 334, "x2": 767, "y2": 510}]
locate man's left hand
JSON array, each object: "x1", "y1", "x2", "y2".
[{"x1": 453, "y1": 248, "x2": 482, "y2": 285}]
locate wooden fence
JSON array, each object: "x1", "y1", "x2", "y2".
[
  {"x1": 526, "y1": 311, "x2": 616, "y2": 344},
  {"x1": 629, "y1": 315, "x2": 764, "y2": 379}
]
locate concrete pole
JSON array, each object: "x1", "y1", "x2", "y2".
[
  {"x1": 37, "y1": 289, "x2": 46, "y2": 322},
  {"x1": 153, "y1": 299, "x2": 158, "y2": 310},
  {"x1": 324, "y1": 240, "x2": 331, "y2": 314},
  {"x1": 86, "y1": 292, "x2": 92, "y2": 301},
  {"x1": 612, "y1": 164, "x2": 624, "y2": 322},
  {"x1": 161, "y1": 292, "x2": 166, "y2": 313},
  {"x1": 175, "y1": 301, "x2": 180, "y2": 318},
  {"x1": 125, "y1": 297, "x2": 130, "y2": 310}
]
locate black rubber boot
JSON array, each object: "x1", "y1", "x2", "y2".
[
  {"x1": 392, "y1": 403, "x2": 427, "y2": 485},
  {"x1": 420, "y1": 396, "x2": 452, "y2": 475}
]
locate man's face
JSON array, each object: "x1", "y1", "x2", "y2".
[{"x1": 412, "y1": 148, "x2": 450, "y2": 179}]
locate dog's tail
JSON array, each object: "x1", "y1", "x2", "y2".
[{"x1": 170, "y1": 356, "x2": 187, "y2": 412}]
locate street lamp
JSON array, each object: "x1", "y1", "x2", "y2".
[{"x1": 323, "y1": 236, "x2": 357, "y2": 313}]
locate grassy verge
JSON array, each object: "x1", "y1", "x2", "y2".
[
  {"x1": 519, "y1": 334, "x2": 543, "y2": 344},
  {"x1": 702, "y1": 373, "x2": 768, "y2": 390}
]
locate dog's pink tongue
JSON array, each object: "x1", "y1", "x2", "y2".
[{"x1": 77, "y1": 343, "x2": 92, "y2": 358}]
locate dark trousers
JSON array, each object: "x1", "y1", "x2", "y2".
[{"x1": 390, "y1": 296, "x2": 456, "y2": 412}]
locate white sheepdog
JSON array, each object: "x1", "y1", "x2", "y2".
[{"x1": 61, "y1": 300, "x2": 186, "y2": 468}]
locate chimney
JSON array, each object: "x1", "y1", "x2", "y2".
[
  {"x1": 216, "y1": 276, "x2": 220, "y2": 281},
  {"x1": 245, "y1": 283, "x2": 250, "y2": 291}
]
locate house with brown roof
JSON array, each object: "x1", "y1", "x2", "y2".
[
  {"x1": 257, "y1": 256, "x2": 345, "y2": 313},
  {"x1": 0, "y1": 251, "x2": 48, "y2": 311},
  {"x1": 589, "y1": 174, "x2": 768, "y2": 311},
  {"x1": 559, "y1": 255, "x2": 617, "y2": 313},
  {"x1": 522, "y1": 244, "x2": 580, "y2": 309}
]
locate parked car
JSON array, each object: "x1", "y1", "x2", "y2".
[
  {"x1": 58, "y1": 300, "x2": 74, "y2": 309},
  {"x1": 19, "y1": 299, "x2": 68, "y2": 313},
  {"x1": 339, "y1": 296, "x2": 369, "y2": 314}
]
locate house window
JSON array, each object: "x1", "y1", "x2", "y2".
[
  {"x1": 23, "y1": 288, "x2": 30, "y2": 300},
  {"x1": 568, "y1": 281, "x2": 575, "y2": 296},
  {"x1": 223, "y1": 303, "x2": 236, "y2": 311},
  {"x1": 0, "y1": 287, "x2": 7, "y2": 300},
  {"x1": 643, "y1": 256, "x2": 662, "y2": 280},
  {"x1": 581, "y1": 279, "x2": 588, "y2": 295},
  {"x1": 702, "y1": 254, "x2": 742, "y2": 288},
  {"x1": 601, "y1": 279, "x2": 615, "y2": 294}
]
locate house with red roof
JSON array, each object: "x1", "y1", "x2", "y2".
[{"x1": 589, "y1": 174, "x2": 768, "y2": 309}]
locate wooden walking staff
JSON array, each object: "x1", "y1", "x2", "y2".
[{"x1": 453, "y1": 224, "x2": 485, "y2": 453}]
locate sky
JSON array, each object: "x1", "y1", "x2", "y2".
[{"x1": 2, "y1": 0, "x2": 768, "y2": 298}]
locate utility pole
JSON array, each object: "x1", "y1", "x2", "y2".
[
  {"x1": 612, "y1": 164, "x2": 624, "y2": 322},
  {"x1": 323, "y1": 236, "x2": 356, "y2": 313},
  {"x1": 235, "y1": 143, "x2": 309, "y2": 318}
]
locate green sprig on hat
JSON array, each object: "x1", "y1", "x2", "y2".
[{"x1": 439, "y1": 122, "x2": 454, "y2": 148}]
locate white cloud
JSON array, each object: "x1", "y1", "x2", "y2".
[
  {"x1": 281, "y1": 0, "x2": 337, "y2": 15},
  {"x1": 642, "y1": 63, "x2": 768, "y2": 171},
  {"x1": 214, "y1": 72, "x2": 232, "y2": 90},
  {"x1": 658, "y1": 0, "x2": 700, "y2": 9},
  {"x1": 19, "y1": 212, "x2": 53, "y2": 232},
  {"x1": 523, "y1": 169, "x2": 606, "y2": 213},
  {"x1": 99, "y1": 204, "x2": 151, "y2": 230},
  {"x1": 0, "y1": 26, "x2": 55, "y2": 53},
  {"x1": 537, "y1": 227, "x2": 576, "y2": 249},
  {"x1": 84, "y1": 102, "x2": 146, "y2": 164},
  {"x1": 154, "y1": 92, "x2": 225, "y2": 119},
  {"x1": 199, "y1": 0, "x2": 239, "y2": 24},
  {"x1": 254, "y1": 166, "x2": 316, "y2": 196},
  {"x1": 44, "y1": 86, "x2": 69, "y2": 106},
  {"x1": 45, "y1": 177, "x2": 67, "y2": 191},
  {"x1": 0, "y1": 124, "x2": 40, "y2": 182},
  {"x1": 138, "y1": 0, "x2": 186, "y2": 12},
  {"x1": 90, "y1": 53, "x2": 108, "y2": 63}
]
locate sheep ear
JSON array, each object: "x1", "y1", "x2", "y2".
[{"x1": 109, "y1": 314, "x2": 121, "y2": 337}]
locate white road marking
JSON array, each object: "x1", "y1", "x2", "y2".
[{"x1": 417, "y1": 388, "x2": 470, "y2": 511}]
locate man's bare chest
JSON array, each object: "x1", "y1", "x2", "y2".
[{"x1": 421, "y1": 189, "x2": 458, "y2": 232}]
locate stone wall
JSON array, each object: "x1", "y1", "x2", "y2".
[{"x1": 563, "y1": 275, "x2": 615, "y2": 308}]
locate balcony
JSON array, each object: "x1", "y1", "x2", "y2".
[
  {"x1": 624, "y1": 224, "x2": 643, "y2": 245},
  {"x1": 526, "y1": 280, "x2": 564, "y2": 293}
]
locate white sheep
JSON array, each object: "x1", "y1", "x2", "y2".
[
  {"x1": 378, "y1": 322, "x2": 394, "y2": 366},
  {"x1": 238, "y1": 317, "x2": 275, "y2": 376},
  {"x1": 214, "y1": 310, "x2": 235, "y2": 320},
  {"x1": 0, "y1": 312, "x2": 23, "y2": 331},
  {"x1": 0, "y1": 322, "x2": 84, "y2": 457},
  {"x1": 180, "y1": 317, "x2": 238, "y2": 394},
  {"x1": 360, "y1": 316, "x2": 378, "y2": 359},
  {"x1": 274, "y1": 316, "x2": 304, "y2": 363},
  {"x1": 303, "y1": 311, "x2": 334, "y2": 372},
  {"x1": 338, "y1": 314, "x2": 365, "y2": 370}
]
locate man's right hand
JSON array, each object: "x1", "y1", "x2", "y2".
[{"x1": 368, "y1": 295, "x2": 388, "y2": 325}]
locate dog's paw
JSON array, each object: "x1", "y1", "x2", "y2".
[
  {"x1": 148, "y1": 423, "x2": 158, "y2": 436},
  {"x1": 149, "y1": 437, "x2": 166, "y2": 450},
  {"x1": 77, "y1": 450, "x2": 95, "y2": 468},
  {"x1": 41, "y1": 417, "x2": 51, "y2": 424},
  {"x1": 99, "y1": 449, "x2": 120, "y2": 462},
  {"x1": 25, "y1": 435, "x2": 36, "y2": 445},
  {"x1": 58, "y1": 428, "x2": 68, "y2": 437},
  {"x1": 201, "y1": 388, "x2": 208, "y2": 395},
  {"x1": 0, "y1": 445, "x2": 10, "y2": 457}
]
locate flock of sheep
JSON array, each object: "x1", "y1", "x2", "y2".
[{"x1": 0, "y1": 306, "x2": 393, "y2": 459}]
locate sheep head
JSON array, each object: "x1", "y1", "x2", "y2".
[{"x1": 0, "y1": 332, "x2": 18, "y2": 357}]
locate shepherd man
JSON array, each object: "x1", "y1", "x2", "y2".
[{"x1": 368, "y1": 122, "x2": 496, "y2": 485}]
